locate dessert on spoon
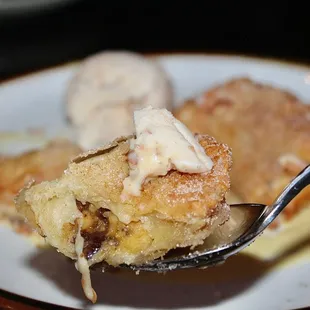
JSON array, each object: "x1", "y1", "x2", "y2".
[{"x1": 15, "y1": 107, "x2": 232, "y2": 302}]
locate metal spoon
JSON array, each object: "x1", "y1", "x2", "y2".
[{"x1": 124, "y1": 164, "x2": 310, "y2": 272}]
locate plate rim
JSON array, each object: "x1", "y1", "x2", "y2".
[
  {"x1": 0, "y1": 51, "x2": 309, "y2": 310},
  {"x1": 1, "y1": 51, "x2": 310, "y2": 87},
  {"x1": 0, "y1": 0, "x2": 81, "y2": 15}
]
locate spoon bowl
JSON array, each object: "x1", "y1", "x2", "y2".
[{"x1": 123, "y1": 164, "x2": 310, "y2": 272}]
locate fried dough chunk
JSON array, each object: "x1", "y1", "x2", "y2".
[
  {"x1": 175, "y1": 78, "x2": 310, "y2": 226},
  {"x1": 0, "y1": 139, "x2": 81, "y2": 244},
  {"x1": 16, "y1": 134, "x2": 232, "y2": 263},
  {"x1": 15, "y1": 133, "x2": 232, "y2": 302},
  {"x1": 15, "y1": 107, "x2": 233, "y2": 302}
]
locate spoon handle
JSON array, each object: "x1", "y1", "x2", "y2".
[{"x1": 260, "y1": 164, "x2": 310, "y2": 231}]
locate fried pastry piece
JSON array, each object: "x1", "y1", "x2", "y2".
[
  {"x1": 0, "y1": 139, "x2": 81, "y2": 245},
  {"x1": 15, "y1": 108, "x2": 232, "y2": 302},
  {"x1": 175, "y1": 77, "x2": 310, "y2": 227}
]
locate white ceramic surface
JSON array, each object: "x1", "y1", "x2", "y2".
[
  {"x1": 0, "y1": 54, "x2": 310, "y2": 310},
  {"x1": 0, "y1": 0, "x2": 79, "y2": 14}
]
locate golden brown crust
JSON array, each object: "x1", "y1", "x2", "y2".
[
  {"x1": 71, "y1": 136, "x2": 133, "y2": 164},
  {"x1": 0, "y1": 139, "x2": 81, "y2": 205},
  {"x1": 0, "y1": 139, "x2": 81, "y2": 243},
  {"x1": 174, "y1": 78, "x2": 310, "y2": 226},
  {"x1": 65, "y1": 134, "x2": 232, "y2": 223}
]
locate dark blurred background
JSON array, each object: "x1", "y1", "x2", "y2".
[{"x1": 1, "y1": 0, "x2": 310, "y2": 80}]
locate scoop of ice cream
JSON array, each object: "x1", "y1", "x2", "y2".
[
  {"x1": 66, "y1": 51, "x2": 173, "y2": 149},
  {"x1": 76, "y1": 102, "x2": 135, "y2": 150}
]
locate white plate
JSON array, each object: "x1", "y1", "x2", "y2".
[
  {"x1": 0, "y1": 54, "x2": 310, "y2": 310},
  {"x1": 0, "y1": 0, "x2": 80, "y2": 14}
]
